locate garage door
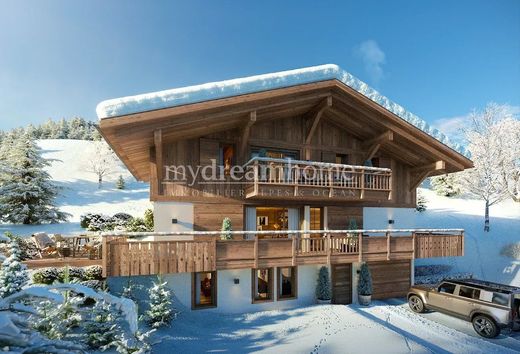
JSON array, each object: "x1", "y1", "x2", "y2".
[
  {"x1": 331, "y1": 264, "x2": 352, "y2": 304},
  {"x1": 368, "y1": 260, "x2": 411, "y2": 299}
]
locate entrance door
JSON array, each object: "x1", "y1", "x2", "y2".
[{"x1": 331, "y1": 264, "x2": 352, "y2": 304}]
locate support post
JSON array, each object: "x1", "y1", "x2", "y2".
[
  {"x1": 386, "y1": 231, "x2": 391, "y2": 260},
  {"x1": 358, "y1": 232, "x2": 363, "y2": 262},
  {"x1": 154, "y1": 129, "x2": 164, "y2": 195},
  {"x1": 253, "y1": 234, "x2": 259, "y2": 269}
]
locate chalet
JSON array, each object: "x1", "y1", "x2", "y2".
[{"x1": 96, "y1": 64, "x2": 472, "y2": 312}]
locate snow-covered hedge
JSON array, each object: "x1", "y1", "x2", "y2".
[
  {"x1": 32, "y1": 265, "x2": 103, "y2": 285},
  {"x1": 414, "y1": 265, "x2": 453, "y2": 277},
  {"x1": 415, "y1": 272, "x2": 473, "y2": 286},
  {"x1": 80, "y1": 210, "x2": 153, "y2": 232},
  {"x1": 500, "y1": 243, "x2": 520, "y2": 260}
]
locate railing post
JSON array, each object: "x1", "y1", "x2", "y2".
[
  {"x1": 294, "y1": 164, "x2": 299, "y2": 197},
  {"x1": 412, "y1": 232, "x2": 416, "y2": 259},
  {"x1": 326, "y1": 232, "x2": 331, "y2": 265},
  {"x1": 253, "y1": 234, "x2": 259, "y2": 269},
  {"x1": 101, "y1": 236, "x2": 109, "y2": 278},
  {"x1": 386, "y1": 231, "x2": 391, "y2": 260},
  {"x1": 461, "y1": 231, "x2": 464, "y2": 257},
  {"x1": 328, "y1": 168, "x2": 333, "y2": 198},
  {"x1": 253, "y1": 160, "x2": 259, "y2": 195},
  {"x1": 358, "y1": 232, "x2": 363, "y2": 262},
  {"x1": 360, "y1": 169, "x2": 365, "y2": 199}
]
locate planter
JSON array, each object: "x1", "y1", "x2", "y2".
[
  {"x1": 316, "y1": 298, "x2": 332, "y2": 305},
  {"x1": 358, "y1": 294, "x2": 372, "y2": 306}
]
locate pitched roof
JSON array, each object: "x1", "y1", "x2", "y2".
[{"x1": 96, "y1": 64, "x2": 469, "y2": 158}]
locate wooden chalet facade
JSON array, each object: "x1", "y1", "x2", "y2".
[{"x1": 97, "y1": 65, "x2": 472, "y2": 312}]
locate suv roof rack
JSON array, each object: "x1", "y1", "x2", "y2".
[{"x1": 447, "y1": 279, "x2": 520, "y2": 294}]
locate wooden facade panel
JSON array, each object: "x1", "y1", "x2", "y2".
[
  {"x1": 327, "y1": 206, "x2": 363, "y2": 229},
  {"x1": 368, "y1": 260, "x2": 411, "y2": 299},
  {"x1": 194, "y1": 203, "x2": 244, "y2": 231}
]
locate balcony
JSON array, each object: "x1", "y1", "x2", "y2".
[
  {"x1": 96, "y1": 229, "x2": 463, "y2": 277},
  {"x1": 243, "y1": 157, "x2": 392, "y2": 201}
]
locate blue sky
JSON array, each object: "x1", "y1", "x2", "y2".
[{"x1": 0, "y1": 0, "x2": 518, "y2": 135}]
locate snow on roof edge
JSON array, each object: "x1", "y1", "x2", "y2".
[{"x1": 96, "y1": 64, "x2": 470, "y2": 158}]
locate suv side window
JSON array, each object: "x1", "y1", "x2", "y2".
[
  {"x1": 438, "y1": 282, "x2": 456, "y2": 294},
  {"x1": 492, "y1": 292, "x2": 510, "y2": 306},
  {"x1": 459, "y1": 286, "x2": 480, "y2": 299}
]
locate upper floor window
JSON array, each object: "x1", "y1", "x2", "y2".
[
  {"x1": 219, "y1": 144, "x2": 235, "y2": 175},
  {"x1": 335, "y1": 154, "x2": 349, "y2": 165}
]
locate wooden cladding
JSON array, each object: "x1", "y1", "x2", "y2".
[
  {"x1": 414, "y1": 232, "x2": 464, "y2": 258},
  {"x1": 102, "y1": 231, "x2": 464, "y2": 277},
  {"x1": 368, "y1": 260, "x2": 411, "y2": 299},
  {"x1": 102, "y1": 238, "x2": 216, "y2": 277}
]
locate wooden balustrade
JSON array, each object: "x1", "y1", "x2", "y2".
[
  {"x1": 98, "y1": 229, "x2": 464, "y2": 277},
  {"x1": 243, "y1": 157, "x2": 392, "y2": 200}
]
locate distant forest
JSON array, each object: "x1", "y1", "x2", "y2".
[{"x1": 0, "y1": 117, "x2": 101, "y2": 142}]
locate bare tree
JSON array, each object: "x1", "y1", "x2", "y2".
[
  {"x1": 459, "y1": 103, "x2": 514, "y2": 232},
  {"x1": 85, "y1": 141, "x2": 119, "y2": 188}
]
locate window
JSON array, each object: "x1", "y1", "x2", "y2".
[
  {"x1": 219, "y1": 144, "x2": 235, "y2": 175},
  {"x1": 438, "y1": 282, "x2": 456, "y2": 294},
  {"x1": 458, "y1": 286, "x2": 480, "y2": 299},
  {"x1": 192, "y1": 271, "x2": 217, "y2": 309},
  {"x1": 252, "y1": 268, "x2": 273, "y2": 302},
  {"x1": 335, "y1": 154, "x2": 349, "y2": 165},
  {"x1": 310, "y1": 208, "x2": 322, "y2": 231},
  {"x1": 492, "y1": 292, "x2": 510, "y2": 306},
  {"x1": 278, "y1": 267, "x2": 297, "y2": 300}
]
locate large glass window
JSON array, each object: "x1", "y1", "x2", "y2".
[
  {"x1": 193, "y1": 271, "x2": 217, "y2": 309},
  {"x1": 458, "y1": 286, "x2": 480, "y2": 300},
  {"x1": 278, "y1": 267, "x2": 297, "y2": 300},
  {"x1": 252, "y1": 268, "x2": 273, "y2": 302},
  {"x1": 219, "y1": 144, "x2": 235, "y2": 176}
]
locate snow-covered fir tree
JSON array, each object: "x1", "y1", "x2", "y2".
[
  {"x1": 416, "y1": 191, "x2": 428, "y2": 212},
  {"x1": 0, "y1": 238, "x2": 29, "y2": 297},
  {"x1": 458, "y1": 103, "x2": 514, "y2": 231},
  {"x1": 0, "y1": 132, "x2": 69, "y2": 224},
  {"x1": 145, "y1": 276, "x2": 175, "y2": 328},
  {"x1": 430, "y1": 174, "x2": 461, "y2": 197},
  {"x1": 116, "y1": 174, "x2": 126, "y2": 189},
  {"x1": 221, "y1": 217, "x2": 233, "y2": 240},
  {"x1": 315, "y1": 266, "x2": 331, "y2": 301},
  {"x1": 84, "y1": 300, "x2": 119, "y2": 349}
]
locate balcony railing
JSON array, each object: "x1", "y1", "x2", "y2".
[
  {"x1": 243, "y1": 157, "x2": 392, "y2": 200},
  {"x1": 96, "y1": 229, "x2": 464, "y2": 277}
]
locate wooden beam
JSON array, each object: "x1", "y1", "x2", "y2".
[
  {"x1": 409, "y1": 161, "x2": 446, "y2": 191},
  {"x1": 154, "y1": 129, "x2": 163, "y2": 195},
  {"x1": 363, "y1": 130, "x2": 394, "y2": 161},
  {"x1": 239, "y1": 111, "x2": 257, "y2": 161},
  {"x1": 410, "y1": 160, "x2": 446, "y2": 174},
  {"x1": 304, "y1": 96, "x2": 332, "y2": 144}
]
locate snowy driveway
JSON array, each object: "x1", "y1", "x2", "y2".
[{"x1": 153, "y1": 301, "x2": 519, "y2": 354}]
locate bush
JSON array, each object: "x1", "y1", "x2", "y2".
[
  {"x1": 1, "y1": 232, "x2": 39, "y2": 260},
  {"x1": 221, "y1": 217, "x2": 232, "y2": 240},
  {"x1": 32, "y1": 267, "x2": 60, "y2": 284},
  {"x1": 125, "y1": 217, "x2": 149, "y2": 232},
  {"x1": 315, "y1": 266, "x2": 332, "y2": 301},
  {"x1": 500, "y1": 243, "x2": 520, "y2": 260},
  {"x1": 144, "y1": 209, "x2": 154, "y2": 231},
  {"x1": 87, "y1": 214, "x2": 114, "y2": 232},
  {"x1": 84, "y1": 265, "x2": 103, "y2": 280},
  {"x1": 57, "y1": 266, "x2": 85, "y2": 282},
  {"x1": 80, "y1": 213, "x2": 95, "y2": 229},
  {"x1": 416, "y1": 191, "x2": 428, "y2": 212},
  {"x1": 357, "y1": 263, "x2": 373, "y2": 296},
  {"x1": 79, "y1": 279, "x2": 106, "y2": 291},
  {"x1": 414, "y1": 264, "x2": 453, "y2": 276},
  {"x1": 111, "y1": 213, "x2": 133, "y2": 230}
]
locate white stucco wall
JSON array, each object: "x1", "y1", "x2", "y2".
[
  {"x1": 108, "y1": 265, "x2": 322, "y2": 314},
  {"x1": 363, "y1": 207, "x2": 417, "y2": 230},
  {"x1": 153, "y1": 202, "x2": 194, "y2": 233}
]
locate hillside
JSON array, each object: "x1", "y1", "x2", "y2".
[
  {"x1": 1, "y1": 139, "x2": 519, "y2": 287},
  {"x1": 0, "y1": 139, "x2": 151, "y2": 236}
]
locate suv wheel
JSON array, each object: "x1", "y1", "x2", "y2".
[
  {"x1": 472, "y1": 315, "x2": 500, "y2": 338},
  {"x1": 408, "y1": 295, "x2": 425, "y2": 313}
]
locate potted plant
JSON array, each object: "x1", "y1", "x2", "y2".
[
  {"x1": 357, "y1": 263, "x2": 373, "y2": 306},
  {"x1": 221, "y1": 217, "x2": 233, "y2": 240},
  {"x1": 315, "y1": 266, "x2": 332, "y2": 304}
]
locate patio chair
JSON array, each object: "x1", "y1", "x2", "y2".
[{"x1": 32, "y1": 232, "x2": 59, "y2": 258}]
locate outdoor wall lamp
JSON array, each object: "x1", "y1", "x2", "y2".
[
  {"x1": 233, "y1": 278, "x2": 240, "y2": 284},
  {"x1": 388, "y1": 219, "x2": 395, "y2": 225},
  {"x1": 171, "y1": 218, "x2": 178, "y2": 224}
]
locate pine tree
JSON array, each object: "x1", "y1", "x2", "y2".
[
  {"x1": 145, "y1": 276, "x2": 175, "y2": 328},
  {"x1": 84, "y1": 300, "x2": 119, "y2": 349},
  {"x1": 0, "y1": 238, "x2": 29, "y2": 297},
  {"x1": 430, "y1": 174, "x2": 461, "y2": 197},
  {"x1": 221, "y1": 217, "x2": 233, "y2": 240},
  {"x1": 416, "y1": 191, "x2": 428, "y2": 212},
  {"x1": 0, "y1": 132, "x2": 70, "y2": 224},
  {"x1": 357, "y1": 263, "x2": 373, "y2": 296},
  {"x1": 315, "y1": 266, "x2": 331, "y2": 301},
  {"x1": 116, "y1": 175, "x2": 126, "y2": 190}
]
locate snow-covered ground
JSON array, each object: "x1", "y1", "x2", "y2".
[
  {"x1": 153, "y1": 301, "x2": 519, "y2": 354},
  {"x1": 0, "y1": 139, "x2": 151, "y2": 236}
]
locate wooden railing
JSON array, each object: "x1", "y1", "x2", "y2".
[
  {"x1": 243, "y1": 157, "x2": 392, "y2": 200},
  {"x1": 99, "y1": 229, "x2": 464, "y2": 277}
]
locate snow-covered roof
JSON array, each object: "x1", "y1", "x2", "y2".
[{"x1": 96, "y1": 64, "x2": 469, "y2": 157}]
